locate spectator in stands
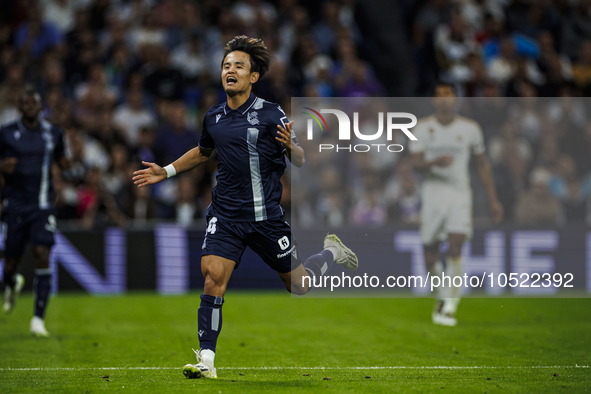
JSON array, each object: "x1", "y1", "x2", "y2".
[
  {"x1": 572, "y1": 41, "x2": 591, "y2": 95},
  {"x1": 128, "y1": 10, "x2": 167, "y2": 54},
  {"x1": 113, "y1": 88, "x2": 157, "y2": 148},
  {"x1": 170, "y1": 33, "x2": 207, "y2": 81},
  {"x1": 142, "y1": 45, "x2": 184, "y2": 100},
  {"x1": 515, "y1": 167, "x2": 563, "y2": 226},
  {"x1": 488, "y1": 121, "x2": 532, "y2": 168},
  {"x1": 174, "y1": 176, "x2": 200, "y2": 226},
  {"x1": 41, "y1": 0, "x2": 76, "y2": 34},
  {"x1": 394, "y1": 173, "x2": 421, "y2": 225},
  {"x1": 103, "y1": 144, "x2": 130, "y2": 197},
  {"x1": 126, "y1": 180, "x2": 159, "y2": 223},
  {"x1": 434, "y1": 10, "x2": 478, "y2": 83},
  {"x1": 78, "y1": 167, "x2": 126, "y2": 229},
  {"x1": 14, "y1": 3, "x2": 64, "y2": 60},
  {"x1": 153, "y1": 101, "x2": 199, "y2": 165}
]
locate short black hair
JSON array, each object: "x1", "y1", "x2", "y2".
[
  {"x1": 431, "y1": 81, "x2": 457, "y2": 96},
  {"x1": 222, "y1": 35, "x2": 271, "y2": 79}
]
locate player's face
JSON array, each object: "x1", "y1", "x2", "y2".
[
  {"x1": 19, "y1": 94, "x2": 42, "y2": 120},
  {"x1": 432, "y1": 85, "x2": 457, "y2": 111},
  {"x1": 221, "y1": 51, "x2": 259, "y2": 96}
]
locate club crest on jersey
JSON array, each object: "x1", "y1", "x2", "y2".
[
  {"x1": 13, "y1": 131, "x2": 21, "y2": 140},
  {"x1": 247, "y1": 111, "x2": 259, "y2": 125},
  {"x1": 216, "y1": 114, "x2": 222, "y2": 123}
]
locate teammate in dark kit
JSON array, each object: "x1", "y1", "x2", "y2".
[
  {"x1": 133, "y1": 36, "x2": 358, "y2": 378},
  {"x1": 1, "y1": 90, "x2": 70, "y2": 336}
]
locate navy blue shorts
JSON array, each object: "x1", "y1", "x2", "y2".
[
  {"x1": 1, "y1": 208, "x2": 56, "y2": 259},
  {"x1": 201, "y1": 215, "x2": 301, "y2": 273}
]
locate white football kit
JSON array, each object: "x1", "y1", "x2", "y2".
[{"x1": 409, "y1": 114, "x2": 485, "y2": 245}]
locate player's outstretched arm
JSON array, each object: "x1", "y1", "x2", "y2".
[
  {"x1": 474, "y1": 153, "x2": 504, "y2": 223},
  {"x1": 277, "y1": 121, "x2": 305, "y2": 168},
  {"x1": 132, "y1": 146, "x2": 213, "y2": 187}
]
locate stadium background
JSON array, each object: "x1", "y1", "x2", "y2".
[{"x1": 1, "y1": 0, "x2": 591, "y2": 292}]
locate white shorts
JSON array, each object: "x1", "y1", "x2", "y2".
[{"x1": 420, "y1": 194, "x2": 472, "y2": 245}]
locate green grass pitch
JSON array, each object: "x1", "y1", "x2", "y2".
[{"x1": 1, "y1": 292, "x2": 590, "y2": 393}]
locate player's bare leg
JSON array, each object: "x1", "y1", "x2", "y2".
[
  {"x1": 439, "y1": 233, "x2": 466, "y2": 325},
  {"x1": 278, "y1": 264, "x2": 310, "y2": 295},
  {"x1": 2, "y1": 257, "x2": 24, "y2": 314},
  {"x1": 279, "y1": 233, "x2": 358, "y2": 296},
  {"x1": 30, "y1": 245, "x2": 52, "y2": 337},
  {"x1": 183, "y1": 255, "x2": 235, "y2": 379},
  {"x1": 423, "y1": 242, "x2": 448, "y2": 324}
]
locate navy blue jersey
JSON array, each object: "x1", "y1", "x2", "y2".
[
  {"x1": 199, "y1": 93, "x2": 297, "y2": 222},
  {"x1": 0, "y1": 119, "x2": 66, "y2": 211}
]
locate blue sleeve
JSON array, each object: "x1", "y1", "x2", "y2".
[{"x1": 198, "y1": 114, "x2": 215, "y2": 150}]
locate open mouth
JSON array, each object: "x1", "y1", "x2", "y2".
[{"x1": 226, "y1": 76, "x2": 237, "y2": 86}]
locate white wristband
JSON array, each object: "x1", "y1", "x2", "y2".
[{"x1": 164, "y1": 164, "x2": 177, "y2": 178}]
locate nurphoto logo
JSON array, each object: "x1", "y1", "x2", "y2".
[{"x1": 303, "y1": 107, "x2": 418, "y2": 153}]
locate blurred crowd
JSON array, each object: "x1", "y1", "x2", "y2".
[
  {"x1": 292, "y1": 96, "x2": 591, "y2": 229},
  {"x1": 291, "y1": 0, "x2": 591, "y2": 229},
  {"x1": 0, "y1": 0, "x2": 381, "y2": 228},
  {"x1": 1, "y1": 0, "x2": 591, "y2": 228}
]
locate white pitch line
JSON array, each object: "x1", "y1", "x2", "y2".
[{"x1": 0, "y1": 366, "x2": 588, "y2": 372}]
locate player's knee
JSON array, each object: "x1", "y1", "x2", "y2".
[
  {"x1": 290, "y1": 283, "x2": 309, "y2": 295},
  {"x1": 33, "y1": 246, "x2": 50, "y2": 269},
  {"x1": 204, "y1": 269, "x2": 226, "y2": 289}
]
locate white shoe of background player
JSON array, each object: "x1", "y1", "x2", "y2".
[
  {"x1": 2, "y1": 274, "x2": 24, "y2": 314},
  {"x1": 432, "y1": 299, "x2": 457, "y2": 326},
  {"x1": 432, "y1": 312, "x2": 457, "y2": 326},
  {"x1": 30, "y1": 316, "x2": 50, "y2": 337}
]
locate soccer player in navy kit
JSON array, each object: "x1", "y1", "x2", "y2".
[
  {"x1": 133, "y1": 36, "x2": 358, "y2": 378},
  {"x1": 1, "y1": 90, "x2": 70, "y2": 336}
]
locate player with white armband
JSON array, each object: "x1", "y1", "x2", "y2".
[{"x1": 132, "y1": 36, "x2": 358, "y2": 379}]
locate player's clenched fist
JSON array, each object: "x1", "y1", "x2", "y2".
[{"x1": 132, "y1": 161, "x2": 167, "y2": 187}]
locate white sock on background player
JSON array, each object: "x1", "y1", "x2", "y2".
[{"x1": 442, "y1": 256, "x2": 462, "y2": 315}]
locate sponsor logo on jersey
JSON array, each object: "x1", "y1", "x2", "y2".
[{"x1": 277, "y1": 244, "x2": 296, "y2": 259}]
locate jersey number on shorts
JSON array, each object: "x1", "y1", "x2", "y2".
[{"x1": 207, "y1": 217, "x2": 218, "y2": 234}]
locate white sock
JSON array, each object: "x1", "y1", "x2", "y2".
[
  {"x1": 201, "y1": 349, "x2": 215, "y2": 365},
  {"x1": 325, "y1": 247, "x2": 339, "y2": 261},
  {"x1": 442, "y1": 256, "x2": 462, "y2": 315}
]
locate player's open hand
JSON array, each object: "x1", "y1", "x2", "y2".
[
  {"x1": 490, "y1": 200, "x2": 504, "y2": 223},
  {"x1": 0, "y1": 157, "x2": 17, "y2": 174},
  {"x1": 432, "y1": 155, "x2": 453, "y2": 167},
  {"x1": 132, "y1": 161, "x2": 167, "y2": 187},
  {"x1": 276, "y1": 121, "x2": 295, "y2": 150}
]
